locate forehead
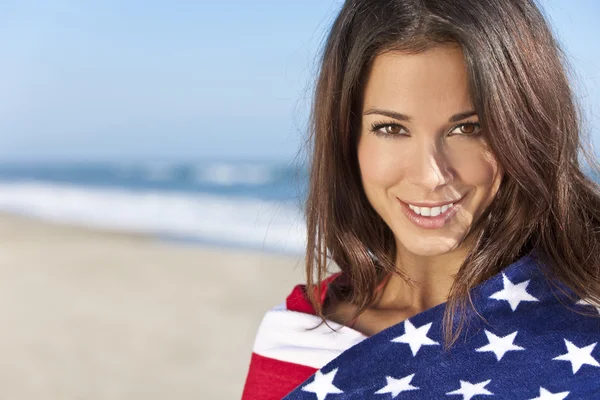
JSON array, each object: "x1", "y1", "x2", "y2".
[{"x1": 362, "y1": 46, "x2": 474, "y2": 118}]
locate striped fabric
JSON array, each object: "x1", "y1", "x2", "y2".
[{"x1": 241, "y1": 276, "x2": 366, "y2": 400}]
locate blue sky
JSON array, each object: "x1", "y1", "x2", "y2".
[{"x1": 0, "y1": 0, "x2": 598, "y2": 162}]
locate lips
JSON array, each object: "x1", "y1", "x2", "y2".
[
  {"x1": 397, "y1": 196, "x2": 463, "y2": 229},
  {"x1": 402, "y1": 197, "x2": 463, "y2": 208},
  {"x1": 407, "y1": 202, "x2": 453, "y2": 217}
]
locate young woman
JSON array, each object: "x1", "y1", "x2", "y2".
[{"x1": 243, "y1": 0, "x2": 600, "y2": 398}]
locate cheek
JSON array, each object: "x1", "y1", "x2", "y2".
[
  {"x1": 357, "y1": 135, "x2": 409, "y2": 188},
  {"x1": 449, "y1": 143, "x2": 502, "y2": 193}
]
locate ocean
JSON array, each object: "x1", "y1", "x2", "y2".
[
  {"x1": 0, "y1": 161, "x2": 597, "y2": 254},
  {"x1": 0, "y1": 161, "x2": 309, "y2": 254}
]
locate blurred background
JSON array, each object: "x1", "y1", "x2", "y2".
[{"x1": 0, "y1": 0, "x2": 597, "y2": 398}]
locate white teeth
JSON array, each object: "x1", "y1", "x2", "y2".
[{"x1": 407, "y1": 202, "x2": 454, "y2": 217}]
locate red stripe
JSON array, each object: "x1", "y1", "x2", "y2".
[
  {"x1": 242, "y1": 273, "x2": 343, "y2": 398},
  {"x1": 241, "y1": 353, "x2": 318, "y2": 400},
  {"x1": 285, "y1": 273, "x2": 341, "y2": 314}
]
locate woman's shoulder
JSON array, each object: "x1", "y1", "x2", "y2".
[{"x1": 241, "y1": 273, "x2": 365, "y2": 400}]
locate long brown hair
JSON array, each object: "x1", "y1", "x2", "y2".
[{"x1": 304, "y1": 0, "x2": 600, "y2": 348}]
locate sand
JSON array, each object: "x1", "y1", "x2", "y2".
[{"x1": 0, "y1": 213, "x2": 305, "y2": 399}]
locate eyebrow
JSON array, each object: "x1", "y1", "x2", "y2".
[{"x1": 363, "y1": 108, "x2": 478, "y2": 123}]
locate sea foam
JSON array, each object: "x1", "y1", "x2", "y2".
[{"x1": 0, "y1": 181, "x2": 306, "y2": 253}]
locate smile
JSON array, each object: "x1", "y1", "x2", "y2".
[
  {"x1": 406, "y1": 202, "x2": 454, "y2": 217},
  {"x1": 397, "y1": 197, "x2": 464, "y2": 229}
]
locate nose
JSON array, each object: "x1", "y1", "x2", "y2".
[{"x1": 407, "y1": 140, "x2": 454, "y2": 191}]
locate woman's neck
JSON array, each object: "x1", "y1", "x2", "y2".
[{"x1": 374, "y1": 244, "x2": 470, "y2": 314}]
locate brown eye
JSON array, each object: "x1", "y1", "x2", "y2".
[
  {"x1": 460, "y1": 124, "x2": 475, "y2": 134},
  {"x1": 451, "y1": 123, "x2": 481, "y2": 136},
  {"x1": 383, "y1": 125, "x2": 403, "y2": 135},
  {"x1": 370, "y1": 122, "x2": 408, "y2": 137}
]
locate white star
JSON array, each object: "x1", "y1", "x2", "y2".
[
  {"x1": 528, "y1": 386, "x2": 570, "y2": 400},
  {"x1": 475, "y1": 330, "x2": 525, "y2": 361},
  {"x1": 576, "y1": 298, "x2": 600, "y2": 314},
  {"x1": 301, "y1": 368, "x2": 344, "y2": 400},
  {"x1": 391, "y1": 320, "x2": 440, "y2": 356},
  {"x1": 552, "y1": 339, "x2": 600, "y2": 374},
  {"x1": 374, "y1": 373, "x2": 419, "y2": 398},
  {"x1": 489, "y1": 274, "x2": 539, "y2": 311},
  {"x1": 446, "y1": 379, "x2": 493, "y2": 400}
]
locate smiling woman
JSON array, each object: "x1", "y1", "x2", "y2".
[
  {"x1": 242, "y1": 0, "x2": 600, "y2": 399},
  {"x1": 358, "y1": 47, "x2": 502, "y2": 259}
]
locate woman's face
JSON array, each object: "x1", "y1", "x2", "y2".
[{"x1": 358, "y1": 46, "x2": 503, "y2": 257}]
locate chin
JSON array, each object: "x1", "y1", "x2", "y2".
[{"x1": 397, "y1": 235, "x2": 460, "y2": 257}]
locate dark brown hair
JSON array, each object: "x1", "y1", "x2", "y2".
[{"x1": 304, "y1": 0, "x2": 600, "y2": 348}]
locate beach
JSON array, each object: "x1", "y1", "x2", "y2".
[{"x1": 0, "y1": 213, "x2": 305, "y2": 399}]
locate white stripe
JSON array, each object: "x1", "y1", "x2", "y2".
[{"x1": 253, "y1": 303, "x2": 367, "y2": 369}]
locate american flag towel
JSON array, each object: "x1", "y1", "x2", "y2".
[
  {"x1": 242, "y1": 274, "x2": 366, "y2": 399},
  {"x1": 243, "y1": 253, "x2": 600, "y2": 399}
]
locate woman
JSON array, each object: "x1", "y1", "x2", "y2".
[{"x1": 243, "y1": 0, "x2": 600, "y2": 398}]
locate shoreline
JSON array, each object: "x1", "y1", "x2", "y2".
[{"x1": 0, "y1": 212, "x2": 305, "y2": 399}]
